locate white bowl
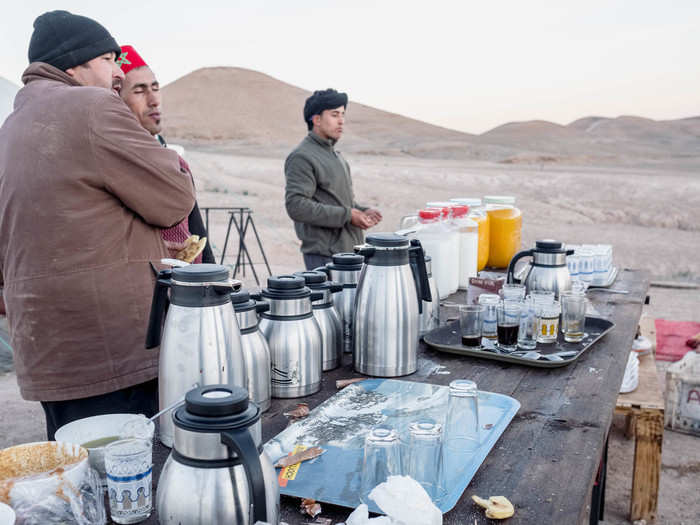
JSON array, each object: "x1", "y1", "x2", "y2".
[
  {"x1": 0, "y1": 503, "x2": 15, "y2": 525},
  {"x1": 0, "y1": 441, "x2": 88, "y2": 509},
  {"x1": 55, "y1": 413, "x2": 154, "y2": 483}
]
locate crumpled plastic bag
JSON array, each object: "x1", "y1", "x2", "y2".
[
  {"x1": 341, "y1": 476, "x2": 442, "y2": 525},
  {"x1": 10, "y1": 466, "x2": 105, "y2": 525}
]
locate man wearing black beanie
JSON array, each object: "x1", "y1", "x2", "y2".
[
  {"x1": 0, "y1": 11, "x2": 196, "y2": 439},
  {"x1": 285, "y1": 88, "x2": 383, "y2": 270}
]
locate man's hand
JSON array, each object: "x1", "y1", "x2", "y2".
[
  {"x1": 364, "y1": 208, "x2": 383, "y2": 224},
  {"x1": 351, "y1": 209, "x2": 375, "y2": 230}
]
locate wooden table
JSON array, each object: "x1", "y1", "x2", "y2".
[
  {"x1": 615, "y1": 317, "x2": 664, "y2": 522},
  {"x1": 144, "y1": 269, "x2": 649, "y2": 525}
]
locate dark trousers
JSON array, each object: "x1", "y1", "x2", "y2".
[
  {"x1": 41, "y1": 378, "x2": 158, "y2": 441},
  {"x1": 303, "y1": 253, "x2": 332, "y2": 271}
]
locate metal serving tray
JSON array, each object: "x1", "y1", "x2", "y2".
[
  {"x1": 264, "y1": 378, "x2": 520, "y2": 514},
  {"x1": 424, "y1": 316, "x2": 615, "y2": 368}
]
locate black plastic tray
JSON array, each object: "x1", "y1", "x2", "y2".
[{"x1": 424, "y1": 316, "x2": 615, "y2": 368}]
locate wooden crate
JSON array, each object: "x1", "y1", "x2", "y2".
[{"x1": 615, "y1": 316, "x2": 664, "y2": 522}]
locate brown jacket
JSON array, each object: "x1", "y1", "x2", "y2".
[{"x1": 0, "y1": 63, "x2": 195, "y2": 401}]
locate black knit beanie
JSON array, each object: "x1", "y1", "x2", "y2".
[
  {"x1": 304, "y1": 89, "x2": 348, "y2": 130},
  {"x1": 28, "y1": 10, "x2": 121, "y2": 71}
]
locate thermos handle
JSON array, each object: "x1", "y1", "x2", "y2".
[
  {"x1": 221, "y1": 428, "x2": 268, "y2": 524},
  {"x1": 254, "y1": 301, "x2": 270, "y2": 314},
  {"x1": 506, "y1": 249, "x2": 534, "y2": 284},
  {"x1": 409, "y1": 240, "x2": 432, "y2": 313},
  {"x1": 329, "y1": 282, "x2": 343, "y2": 294},
  {"x1": 566, "y1": 249, "x2": 575, "y2": 256},
  {"x1": 250, "y1": 291, "x2": 262, "y2": 301},
  {"x1": 310, "y1": 291, "x2": 325, "y2": 302},
  {"x1": 145, "y1": 269, "x2": 172, "y2": 349}
]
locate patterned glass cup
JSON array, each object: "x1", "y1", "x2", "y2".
[{"x1": 105, "y1": 438, "x2": 153, "y2": 524}]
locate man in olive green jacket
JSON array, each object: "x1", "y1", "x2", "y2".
[{"x1": 285, "y1": 89, "x2": 382, "y2": 269}]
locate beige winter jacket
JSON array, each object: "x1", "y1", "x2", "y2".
[{"x1": 0, "y1": 63, "x2": 195, "y2": 401}]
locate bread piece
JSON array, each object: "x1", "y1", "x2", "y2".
[{"x1": 176, "y1": 235, "x2": 208, "y2": 263}]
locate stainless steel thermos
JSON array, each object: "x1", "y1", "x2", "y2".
[
  {"x1": 156, "y1": 384, "x2": 280, "y2": 525},
  {"x1": 256, "y1": 275, "x2": 324, "y2": 398},
  {"x1": 507, "y1": 239, "x2": 573, "y2": 298},
  {"x1": 295, "y1": 270, "x2": 343, "y2": 371},
  {"x1": 231, "y1": 290, "x2": 272, "y2": 412},
  {"x1": 322, "y1": 253, "x2": 364, "y2": 354},
  {"x1": 353, "y1": 234, "x2": 432, "y2": 377},
  {"x1": 146, "y1": 264, "x2": 246, "y2": 447}
]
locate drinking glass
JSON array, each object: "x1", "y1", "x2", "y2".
[
  {"x1": 561, "y1": 291, "x2": 587, "y2": 342},
  {"x1": 577, "y1": 249, "x2": 595, "y2": 285},
  {"x1": 441, "y1": 302, "x2": 461, "y2": 326},
  {"x1": 443, "y1": 380, "x2": 480, "y2": 488},
  {"x1": 536, "y1": 300, "x2": 560, "y2": 344},
  {"x1": 478, "y1": 294, "x2": 500, "y2": 340},
  {"x1": 500, "y1": 283, "x2": 526, "y2": 302},
  {"x1": 105, "y1": 438, "x2": 153, "y2": 524},
  {"x1": 496, "y1": 302, "x2": 521, "y2": 352},
  {"x1": 359, "y1": 426, "x2": 402, "y2": 504},
  {"x1": 459, "y1": 305, "x2": 484, "y2": 348},
  {"x1": 530, "y1": 290, "x2": 555, "y2": 307},
  {"x1": 407, "y1": 420, "x2": 444, "y2": 502},
  {"x1": 517, "y1": 296, "x2": 538, "y2": 350}
]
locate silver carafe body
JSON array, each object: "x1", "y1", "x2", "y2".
[
  {"x1": 232, "y1": 291, "x2": 272, "y2": 412},
  {"x1": 507, "y1": 239, "x2": 573, "y2": 299},
  {"x1": 295, "y1": 271, "x2": 344, "y2": 371},
  {"x1": 322, "y1": 253, "x2": 364, "y2": 354},
  {"x1": 354, "y1": 234, "x2": 432, "y2": 377},
  {"x1": 419, "y1": 255, "x2": 440, "y2": 336},
  {"x1": 146, "y1": 264, "x2": 247, "y2": 448},
  {"x1": 157, "y1": 385, "x2": 280, "y2": 525},
  {"x1": 257, "y1": 275, "x2": 323, "y2": 398}
]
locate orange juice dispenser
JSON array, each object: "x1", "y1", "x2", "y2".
[
  {"x1": 450, "y1": 198, "x2": 489, "y2": 272},
  {"x1": 483, "y1": 196, "x2": 522, "y2": 269}
]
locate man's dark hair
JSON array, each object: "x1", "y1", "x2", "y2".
[{"x1": 303, "y1": 89, "x2": 348, "y2": 131}]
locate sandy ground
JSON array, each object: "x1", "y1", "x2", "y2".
[{"x1": 1, "y1": 146, "x2": 698, "y2": 523}]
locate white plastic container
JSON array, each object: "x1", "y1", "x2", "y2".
[
  {"x1": 450, "y1": 205, "x2": 478, "y2": 289},
  {"x1": 413, "y1": 209, "x2": 458, "y2": 299}
]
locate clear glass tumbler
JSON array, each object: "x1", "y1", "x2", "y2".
[
  {"x1": 459, "y1": 305, "x2": 485, "y2": 348},
  {"x1": 105, "y1": 438, "x2": 153, "y2": 524},
  {"x1": 407, "y1": 420, "x2": 444, "y2": 502},
  {"x1": 561, "y1": 291, "x2": 587, "y2": 342},
  {"x1": 536, "y1": 300, "x2": 561, "y2": 344},
  {"x1": 497, "y1": 302, "x2": 521, "y2": 352},
  {"x1": 500, "y1": 283, "x2": 526, "y2": 302},
  {"x1": 478, "y1": 294, "x2": 500, "y2": 340},
  {"x1": 359, "y1": 426, "x2": 402, "y2": 504},
  {"x1": 517, "y1": 296, "x2": 538, "y2": 350},
  {"x1": 442, "y1": 379, "x2": 480, "y2": 488}
]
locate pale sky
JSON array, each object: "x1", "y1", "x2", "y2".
[{"x1": 1, "y1": 1, "x2": 698, "y2": 134}]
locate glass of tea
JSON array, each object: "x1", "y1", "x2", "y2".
[
  {"x1": 497, "y1": 302, "x2": 521, "y2": 352},
  {"x1": 459, "y1": 305, "x2": 485, "y2": 348},
  {"x1": 561, "y1": 291, "x2": 586, "y2": 342}
]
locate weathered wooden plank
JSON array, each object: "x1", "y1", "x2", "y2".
[{"x1": 630, "y1": 410, "x2": 663, "y2": 521}]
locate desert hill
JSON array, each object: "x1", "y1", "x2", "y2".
[{"x1": 162, "y1": 67, "x2": 700, "y2": 166}]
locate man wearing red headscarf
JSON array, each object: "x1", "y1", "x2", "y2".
[{"x1": 117, "y1": 45, "x2": 214, "y2": 263}]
